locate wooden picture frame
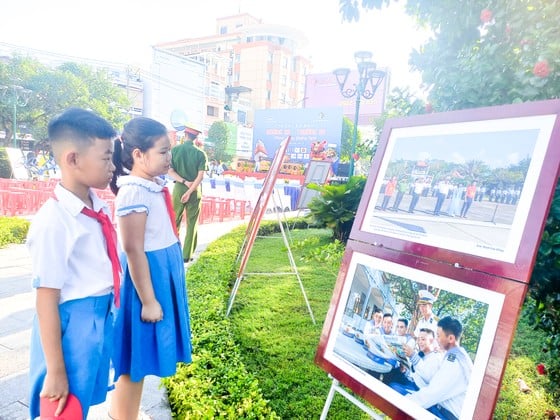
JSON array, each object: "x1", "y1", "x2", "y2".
[
  {"x1": 315, "y1": 100, "x2": 560, "y2": 418},
  {"x1": 352, "y1": 100, "x2": 560, "y2": 282},
  {"x1": 315, "y1": 241, "x2": 527, "y2": 419}
]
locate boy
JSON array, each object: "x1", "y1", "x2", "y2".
[{"x1": 27, "y1": 108, "x2": 119, "y2": 419}]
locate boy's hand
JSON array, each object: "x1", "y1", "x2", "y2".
[
  {"x1": 40, "y1": 372, "x2": 69, "y2": 416},
  {"x1": 141, "y1": 300, "x2": 163, "y2": 323},
  {"x1": 403, "y1": 343, "x2": 415, "y2": 357}
]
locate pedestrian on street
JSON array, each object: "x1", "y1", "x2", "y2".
[
  {"x1": 391, "y1": 176, "x2": 409, "y2": 211},
  {"x1": 460, "y1": 181, "x2": 477, "y2": 218},
  {"x1": 381, "y1": 176, "x2": 397, "y2": 211}
]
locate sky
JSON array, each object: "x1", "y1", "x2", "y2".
[
  {"x1": 390, "y1": 129, "x2": 538, "y2": 169},
  {"x1": 0, "y1": 0, "x2": 430, "y2": 95}
]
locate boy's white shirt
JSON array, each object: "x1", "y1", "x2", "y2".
[{"x1": 27, "y1": 183, "x2": 114, "y2": 303}]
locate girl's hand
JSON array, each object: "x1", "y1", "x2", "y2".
[
  {"x1": 180, "y1": 190, "x2": 192, "y2": 203},
  {"x1": 40, "y1": 372, "x2": 69, "y2": 416},
  {"x1": 141, "y1": 300, "x2": 163, "y2": 323}
]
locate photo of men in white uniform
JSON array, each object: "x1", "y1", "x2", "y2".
[{"x1": 407, "y1": 316, "x2": 473, "y2": 420}]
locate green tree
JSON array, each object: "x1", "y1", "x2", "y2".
[
  {"x1": 207, "y1": 120, "x2": 232, "y2": 164},
  {"x1": 0, "y1": 55, "x2": 131, "y2": 146},
  {"x1": 339, "y1": 116, "x2": 358, "y2": 162}
]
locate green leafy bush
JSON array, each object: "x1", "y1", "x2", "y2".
[
  {"x1": 306, "y1": 175, "x2": 367, "y2": 242},
  {"x1": 529, "y1": 180, "x2": 560, "y2": 398},
  {"x1": 494, "y1": 310, "x2": 560, "y2": 418},
  {"x1": 0, "y1": 217, "x2": 30, "y2": 248}
]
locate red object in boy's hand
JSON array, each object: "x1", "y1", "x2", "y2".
[
  {"x1": 537, "y1": 363, "x2": 547, "y2": 375},
  {"x1": 40, "y1": 393, "x2": 83, "y2": 419}
]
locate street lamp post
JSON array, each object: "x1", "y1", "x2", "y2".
[
  {"x1": 0, "y1": 84, "x2": 32, "y2": 148},
  {"x1": 333, "y1": 51, "x2": 385, "y2": 177}
]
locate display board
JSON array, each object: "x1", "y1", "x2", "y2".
[
  {"x1": 296, "y1": 160, "x2": 332, "y2": 209},
  {"x1": 315, "y1": 99, "x2": 560, "y2": 419},
  {"x1": 5, "y1": 147, "x2": 31, "y2": 179},
  {"x1": 227, "y1": 136, "x2": 291, "y2": 316},
  {"x1": 351, "y1": 100, "x2": 560, "y2": 282}
]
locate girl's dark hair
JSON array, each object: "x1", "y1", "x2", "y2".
[{"x1": 110, "y1": 117, "x2": 168, "y2": 194}]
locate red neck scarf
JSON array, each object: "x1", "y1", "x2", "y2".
[
  {"x1": 162, "y1": 186, "x2": 179, "y2": 238},
  {"x1": 80, "y1": 207, "x2": 121, "y2": 307}
]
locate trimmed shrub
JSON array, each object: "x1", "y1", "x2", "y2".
[{"x1": 0, "y1": 217, "x2": 30, "y2": 248}]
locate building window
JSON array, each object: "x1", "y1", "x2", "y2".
[
  {"x1": 267, "y1": 90, "x2": 271, "y2": 101},
  {"x1": 220, "y1": 26, "x2": 227, "y2": 35},
  {"x1": 267, "y1": 72, "x2": 272, "y2": 81},
  {"x1": 207, "y1": 105, "x2": 219, "y2": 117},
  {"x1": 281, "y1": 75, "x2": 287, "y2": 86},
  {"x1": 282, "y1": 57, "x2": 288, "y2": 68},
  {"x1": 237, "y1": 110, "x2": 246, "y2": 124},
  {"x1": 268, "y1": 52, "x2": 273, "y2": 63},
  {"x1": 235, "y1": 53, "x2": 240, "y2": 63}
]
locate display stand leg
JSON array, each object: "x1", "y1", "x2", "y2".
[
  {"x1": 275, "y1": 201, "x2": 316, "y2": 324},
  {"x1": 226, "y1": 275, "x2": 243, "y2": 316},
  {"x1": 320, "y1": 375, "x2": 383, "y2": 420},
  {"x1": 227, "y1": 186, "x2": 315, "y2": 322}
]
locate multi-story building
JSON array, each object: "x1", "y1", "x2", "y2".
[{"x1": 154, "y1": 13, "x2": 311, "y2": 130}]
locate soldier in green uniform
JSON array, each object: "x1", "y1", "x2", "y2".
[{"x1": 168, "y1": 125, "x2": 208, "y2": 262}]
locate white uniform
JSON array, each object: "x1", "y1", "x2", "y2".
[
  {"x1": 414, "y1": 315, "x2": 439, "y2": 338},
  {"x1": 362, "y1": 320, "x2": 381, "y2": 347},
  {"x1": 27, "y1": 183, "x2": 114, "y2": 303},
  {"x1": 408, "y1": 350, "x2": 443, "y2": 388},
  {"x1": 363, "y1": 320, "x2": 380, "y2": 336},
  {"x1": 407, "y1": 345, "x2": 473, "y2": 419}
]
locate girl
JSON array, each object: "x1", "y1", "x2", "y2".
[{"x1": 109, "y1": 117, "x2": 192, "y2": 419}]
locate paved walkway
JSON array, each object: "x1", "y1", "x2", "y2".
[{"x1": 0, "y1": 219, "x2": 247, "y2": 420}]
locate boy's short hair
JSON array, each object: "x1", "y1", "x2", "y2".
[
  {"x1": 437, "y1": 316, "x2": 463, "y2": 340},
  {"x1": 419, "y1": 328, "x2": 435, "y2": 338},
  {"x1": 48, "y1": 108, "x2": 116, "y2": 154},
  {"x1": 397, "y1": 318, "x2": 409, "y2": 328}
]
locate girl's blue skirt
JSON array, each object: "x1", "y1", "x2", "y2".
[{"x1": 112, "y1": 241, "x2": 192, "y2": 382}]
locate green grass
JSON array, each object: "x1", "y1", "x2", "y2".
[{"x1": 494, "y1": 314, "x2": 560, "y2": 419}]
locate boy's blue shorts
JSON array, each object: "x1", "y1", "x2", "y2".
[{"x1": 29, "y1": 294, "x2": 114, "y2": 420}]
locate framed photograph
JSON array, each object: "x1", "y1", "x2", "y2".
[
  {"x1": 297, "y1": 160, "x2": 332, "y2": 209},
  {"x1": 315, "y1": 241, "x2": 528, "y2": 420},
  {"x1": 352, "y1": 100, "x2": 560, "y2": 282}
]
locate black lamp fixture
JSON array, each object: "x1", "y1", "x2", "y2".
[{"x1": 333, "y1": 51, "x2": 385, "y2": 177}]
